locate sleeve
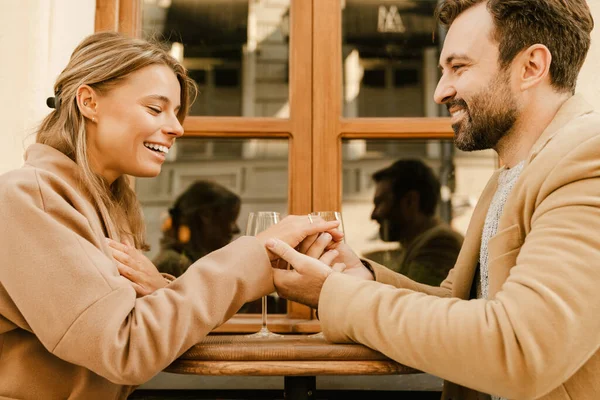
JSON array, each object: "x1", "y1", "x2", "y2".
[
  {"x1": 0, "y1": 170, "x2": 274, "y2": 385},
  {"x1": 318, "y1": 137, "x2": 600, "y2": 399},
  {"x1": 362, "y1": 257, "x2": 454, "y2": 298}
]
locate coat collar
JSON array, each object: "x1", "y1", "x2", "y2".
[
  {"x1": 23, "y1": 143, "x2": 120, "y2": 240},
  {"x1": 525, "y1": 94, "x2": 594, "y2": 166}
]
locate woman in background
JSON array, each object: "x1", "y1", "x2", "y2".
[{"x1": 154, "y1": 180, "x2": 241, "y2": 277}]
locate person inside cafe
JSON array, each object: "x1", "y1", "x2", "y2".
[
  {"x1": 268, "y1": 1, "x2": 600, "y2": 399},
  {"x1": 0, "y1": 31, "x2": 342, "y2": 399},
  {"x1": 153, "y1": 179, "x2": 242, "y2": 278},
  {"x1": 152, "y1": 179, "x2": 283, "y2": 313},
  {"x1": 363, "y1": 159, "x2": 463, "y2": 286}
]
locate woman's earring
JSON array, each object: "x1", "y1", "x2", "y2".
[
  {"x1": 178, "y1": 225, "x2": 191, "y2": 244},
  {"x1": 92, "y1": 117, "x2": 96, "y2": 123},
  {"x1": 83, "y1": 101, "x2": 88, "y2": 106}
]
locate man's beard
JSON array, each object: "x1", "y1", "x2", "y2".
[{"x1": 449, "y1": 70, "x2": 519, "y2": 152}]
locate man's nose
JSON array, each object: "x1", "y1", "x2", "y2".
[
  {"x1": 371, "y1": 209, "x2": 379, "y2": 221},
  {"x1": 433, "y1": 75, "x2": 456, "y2": 105}
]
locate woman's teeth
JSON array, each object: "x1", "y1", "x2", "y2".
[{"x1": 144, "y1": 143, "x2": 169, "y2": 154}]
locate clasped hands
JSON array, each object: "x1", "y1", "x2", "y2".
[
  {"x1": 263, "y1": 217, "x2": 375, "y2": 309},
  {"x1": 107, "y1": 215, "x2": 374, "y2": 305}
]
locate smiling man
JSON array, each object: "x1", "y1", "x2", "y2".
[{"x1": 270, "y1": 1, "x2": 600, "y2": 399}]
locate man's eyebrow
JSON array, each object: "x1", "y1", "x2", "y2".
[{"x1": 438, "y1": 54, "x2": 474, "y2": 70}]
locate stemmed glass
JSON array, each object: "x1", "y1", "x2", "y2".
[
  {"x1": 245, "y1": 211, "x2": 284, "y2": 339},
  {"x1": 307, "y1": 211, "x2": 345, "y2": 339}
]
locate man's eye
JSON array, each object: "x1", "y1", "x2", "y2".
[{"x1": 452, "y1": 65, "x2": 465, "y2": 72}]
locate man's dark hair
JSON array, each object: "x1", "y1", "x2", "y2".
[
  {"x1": 435, "y1": 0, "x2": 594, "y2": 94},
  {"x1": 372, "y1": 159, "x2": 441, "y2": 216}
]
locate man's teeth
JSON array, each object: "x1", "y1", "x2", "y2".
[
  {"x1": 452, "y1": 109, "x2": 466, "y2": 118},
  {"x1": 144, "y1": 143, "x2": 169, "y2": 154}
]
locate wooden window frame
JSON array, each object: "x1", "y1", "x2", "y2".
[{"x1": 95, "y1": 0, "x2": 453, "y2": 333}]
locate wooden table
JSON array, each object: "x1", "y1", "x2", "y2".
[{"x1": 165, "y1": 334, "x2": 420, "y2": 399}]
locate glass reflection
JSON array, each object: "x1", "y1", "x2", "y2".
[
  {"x1": 136, "y1": 138, "x2": 289, "y2": 313},
  {"x1": 142, "y1": 0, "x2": 291, "y2": 117},
  {"x1": 342, "y1": 0, "x2": 441, "y2": 117},
  {"x1": 342, "y1": 139, "x2": 498, "y2": 284}
]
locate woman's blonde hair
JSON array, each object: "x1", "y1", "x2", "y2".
[{"x1": 36, "y1": 31, "x2": 197, "y2": 250}]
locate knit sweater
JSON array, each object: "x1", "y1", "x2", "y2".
[{"x1": 478, "y1": 160, "x2": 525, "y2": 400}]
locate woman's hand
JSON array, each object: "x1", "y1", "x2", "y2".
[{"x1": 107, "y1": 238, "x2": 169, "y2": 297}]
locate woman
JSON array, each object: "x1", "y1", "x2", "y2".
[
  {"x1": 0, "y1": 31, "x2": 341, "y2": 399},
  {"x1": 153, "y1": 180, "x2": 242, "y2": 278}
]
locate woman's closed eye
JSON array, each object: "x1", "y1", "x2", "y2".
[{"x1": 147, "y1": 106, "x2": 162, "y2": 114}]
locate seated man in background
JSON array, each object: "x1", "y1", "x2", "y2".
[{"x1": 363, "y1": 159, "x2": 463, "y2": 286}]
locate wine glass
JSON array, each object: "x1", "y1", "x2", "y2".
[
  {"x1": 307, "y1": 211, "x2": 345, "y2": 339},
  {"x1": 245, "y1": 211, "x2": 284, "y2": 339}
]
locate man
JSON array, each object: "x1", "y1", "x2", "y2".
[
  {"x1": 268, "y1": 1, "x2": 599, "y2": 399},
  {"x1": 364, "y1": 159, "x2": 463, "y2": 285}
]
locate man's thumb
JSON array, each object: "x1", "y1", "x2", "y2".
[{"x1": 266, "y1": 238, "x2": 297, "y2": 264}]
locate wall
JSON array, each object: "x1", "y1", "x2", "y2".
[
  {"x1": 0, "y1": 0, "x2": 95, "y2": 174},
  {"x1": 578, "y1": 0, "x2": 600, "y2": 110}
]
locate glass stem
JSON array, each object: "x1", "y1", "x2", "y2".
[{"x1": 261, "y1": 295, "x2": 268, "y2": 330}]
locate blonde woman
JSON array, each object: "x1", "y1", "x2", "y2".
[{"x1": 0, "y1": 31, "x2": 341, "y2": 399}]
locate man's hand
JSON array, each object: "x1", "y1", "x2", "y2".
[
  {"x1": 266, "y1": 238, "x2": 346, "y2": 309},
  {"x1": 255, "y1": 215, "x2": 344, "y2": 262},
  {"x1": 299, "y1": 235, "x2": 375, "y2": 281}
]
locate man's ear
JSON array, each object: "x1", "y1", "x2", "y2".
[
  {"x1": 400, "y1": 190, "x2": 420, "y2": 213},
  {"x1": 518, "y1": 44, "x2": 552, "y2": 91}
]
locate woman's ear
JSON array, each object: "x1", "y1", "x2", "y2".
[{"x1": 76, "y1": 84, "x2": 99, "y2": 122}]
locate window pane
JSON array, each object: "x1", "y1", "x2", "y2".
[
  {"x1": 341, "y1": 139, "x2": 497, "y2": 284},
  {"x1": 142, "y1": 0, "x2": 291, "y2": 117},
  {"x1": 341, "y1": 0, "x2": 441, "y2": 117},
  {"x1": 137, "y1": 138, "x2": 289, "y2": 313}
]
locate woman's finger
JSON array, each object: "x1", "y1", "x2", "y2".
[
  {"x1": 111, "y1": 249, "x2": 137, "y2": 269},
  {"x1": 298, "y1": 233, "x2": 319, "y2": 254},
  {"x1": 107, "y1": 238, "x2": 128, "y2": 252},
  {"x1": 318, "y1": 249, "x2": 339, "y2": 266},
  {"x1": 116, "y1": 262, "x2": 141, "y2": 281},
  {"x1": 306, "y1": 233, "x2": 332, "y2": 259},
  {"x1": 326, "y1": 228, "x2": 344, "y2": 243},
  {"x1": 301, "y1": 220, "x2": 340, "y2": 238}
]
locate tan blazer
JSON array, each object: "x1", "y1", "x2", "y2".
[
  {"x1": 319, "y1": 94, "x2": 600, "y2": 399},
  {"x1": 0, "y1": 144, "x2": 274, "y2": 399}
]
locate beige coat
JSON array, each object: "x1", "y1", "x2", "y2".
[
  {"x1": 319, "y1": 94, "x2": 600, "y2": 400},
  {"x1": 0, "y1": 144, "x2": 274, "y2": 399}
]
